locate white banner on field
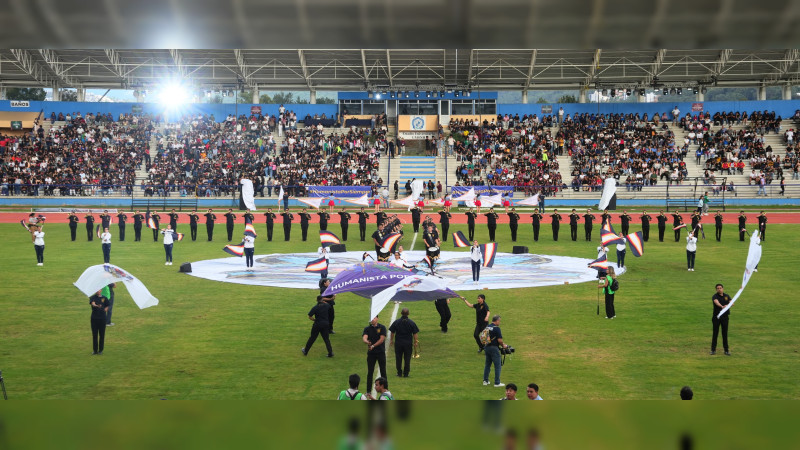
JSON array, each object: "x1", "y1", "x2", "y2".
[{"x1": 73, "y1": 264, "x2": 159, "y2": 309}]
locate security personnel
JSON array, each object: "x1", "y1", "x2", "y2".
[
  {"x1": 150, "y1": 211, "x2": 161, "y2": 242},
  {"x1": 243, "y1": 210, "x2": 255, "y2": 226},
  {"x1": 357, "y1": 207, "x2": 369, "y2": 241},
  {"x1": 388, "y1": 308, "x2": 419, "y2": 378},
  {"x1": 204, "y1": 209, "x2": 216, "y2": 241},
  {"x1": 264, "y1": 208, "x2": 276, "y2": 241},
  {"x1": 224, "y1": 209, "x2": 236, "y2": 242},
  {"x1": 465, "y1": 207, "x2": 477, "y2": 241},
  {"x1": 116, "y1": 211, "x2": 127, "y2": 241},
  {"x1": 530, "y1": 210, "x2": 543, "y2": 242},
  {"x1": 363, "y1": 316, "x2": 388, "y2": 387},
  {"x1": 338, "y1": 208, "x2": 351, "y2": 241},
  {"x1": 410, "y1": 206, "x2": 421, "y2": 233},
  {"x1": 738, "y1": 211, "x2": 747, "y2": 241},
  {"x1": 485, "y1": 207, "x2": 499, "y2": 242},
  {"x1": 757, "y1": 211, "x2": 767, "y2": 241},
  {"x1": 657, "y1": 210, "x2": 668, "y2": 242},
  {"x1": 601, "y1": 209, "x2": 611, "y2": 228},
  {"x1": 132, "y1": 210, "x2": 144, "y2": 241},
  {"x1": 168, "y1": 209, "x2": 179, "y2": 232},
  {"x1": 620, "y1": 210, "x2": 632, "y2": 236},
  {"x1": 508, "y1": 207, "x2": 520, "y2": 241},
  {"x1": 298, "y1": 208, "x2": 311, "y2": 241},
  {"x1": 99, "y1": 210, "x2": 111, "y2": 229},
  {"x1": 85, "y1": 213, "x2": 95, "y2": 241},
  {"x1": 640, "y1": 211, "x2": 652, "y2": 242},
  {"x1": 568, "y1": 209, "x2": 579, "y2": 241},
  {"x1": 583, "y1": 209, "x2": 595, "y2": 241},
  {"x1": 68, "y1": 210, "x2": 80, "y2": 241},
  {"x1": 672, "y1": 211, "x2": 683, "y2": 242},
  {"x1": 714, "y1": 210, "x2": 723, "y2": 241},
  {"x1": 281, "y1": 208, "x2": 294, "y2": 241},
  {"x1": 550, "y1": 209, "x2": 562, "y2": 241},
  {"x1": 317, "y1": 209, "x2": 330, "y2": 231},
  {"x1": 188, "y1": 210, "x2": 199, "y2": 241},
  {"x1": 375, "y1": 210, "x2": 387, "y2": 228},
  {"x1": 438, "y1": 209, "x2": 452, "y2": 241}
]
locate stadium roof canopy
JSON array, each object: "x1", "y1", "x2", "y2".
[{"x1": 1, "y1": 49, "x2": 799, "y2": 92}]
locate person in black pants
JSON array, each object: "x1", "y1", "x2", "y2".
[
  {"x1": 672, "y1": 211, "x2": 683, "y2": 242},
  {"x1": 85, "y1": 213, "x2": 95, "y2": 241},
  {"x1": 470, "y1": 240, "x2": 482, "y2": 282},
  {"x1": 362, "y1": 316, "x2": 388, "y2": 386},
  {"x1": 438, "y1": 209, "x2": 451, "y2": 241},
  {"x1": 338, "y1": 208, "x2": 351, "y2": 241},
  {"x1": 375, "y1": 210, "x2": 387, "y2": 228},
  {"x1": 389, "y1": 308, "x2": 419, "y2": 378},
  {"x1": 411, "y1": 206, "x2": 421, "y2": 233},
  {"x1": 150, "y1": 212, "x2": 161, "y2": 242},
  {"x1": 434, "y1": 298, "x2": 451, "y2": 333},
  {"x1": 508, "y1": 208, "x2": 520, "y2": 241},
  {"x1": 89, "y1": 290, "x2": 110, "y2": 355},
  {"x1": 597, "y1": 266, "x2": 617, "y2": 319},
  {"x1": 105, "y1": 283, "x2": 116, "y2": 327},
  {"x1": 188, "y1": 210, "x2": 199, "y2": 241},
  {"x1": 224, "y1": 209, "x2": 236, "y2": 242},
  {"x1": 168, "y1": 209, "x2": 179, "y2": 232},
  {"x1": 133, "y1": 210, "x2": 144, "y2": 241},
  {"x1": 710, "y1": 283, "x2": 732, "y2": 355},
  {"x1": 583, "y1": 209, "x2": 594, "y2": 241},
  {"x1": 463, "y1": 294, "x2": 490, "y2": 352},
  {"x1": 301, "y1": 296, "x2": 333, "y2": 357},
  {"x1": 116, "y1": 211, "x2": 127, "y2": 241},
  {"x1": 485, "y1": 208, "x2": 499, "y2": 242},
  {"x1": 357, "y1": 207, "x2": 369, "y2": 241},
  {"x1": 298, "y1": 208, "x2": 311, "y2": 241},
  {"x1": 319, "y1": 279, "x2": 336, "y2": 334},
  {"x1": 99, "y1": 210, "x2": 111, "y2": 230},
  {"x1": 738, "y1": 211, "x2": 747, "y2": 241},
  {"x1": 68, "y1": 211, "x2": 79, "y2": 241},
  {"x1": 465, "y1": 208, "x2": 477, "y2": 241},
  {"x1": 757, "y1": 211, "x2": 767, "y2": 241},
  {"x1": 640, "y1": 211, "x2": 652, "y2": 242},
  {"x1": 264, "y1": 208, "x2": 276, "y2": 241},
  {"x1": 530, "y1": 211, "x2": 542, "y2": 242},
  {"x1": 317, "y1": 210, "x2": 330, "y2": 231},
  {"x1": 657, "y1": 210, "x2": 667, "y2": 242},
  {"x1": 568, "y1": 209, "x2": 579, "y2": 241},
  {"x1": 620, "y1": 210, "x2": 632, "y2": 236},
  {"x1": 550, "y1": 209, "x2": 562, "y2": 241},
  {"x1": 281, "y1": 208, "x2": 294, "y2": 241},
  {"x1": 714, "y1": 211, "x2": 723, "y2": 241},
  {"x1": 600, "y1": 209, "x2": 611, "y2": 229},
  {"x1": 204, "y1": 209, "x2": 216, "y2": 241}
]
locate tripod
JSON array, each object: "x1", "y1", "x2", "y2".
[{"x1": 0, "y1": 370, "x2": 6, "y2": 400}]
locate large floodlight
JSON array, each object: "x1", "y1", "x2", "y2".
[{"x1": 157, "y1": 82, "x2": 190, "y2": 107}]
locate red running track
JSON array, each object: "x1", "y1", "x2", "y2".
[{"x1": 4, "y1": 211, "x2": 800, "y2": 224}]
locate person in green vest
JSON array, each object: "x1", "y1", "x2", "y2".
[
  {"x1": 364, "y1": 377, "x2": 394, "y2": 400},
  {"x1": 337, "y1": 373, "x2": 366, "y2": 400}
]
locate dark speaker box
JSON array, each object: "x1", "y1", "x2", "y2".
[
  {"x1": 512, "y1": 246, "x2": 528, "y2": 254},
  {"x1": 179, "y1": 262, "x2": 192, "y2": 273},
  {"x1": 329, "y1": 244, "x2": 347, "y2": 253}
]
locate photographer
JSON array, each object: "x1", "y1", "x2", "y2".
[{"x1": 482, "y1": 314, "x2": 508, "y2": 388}]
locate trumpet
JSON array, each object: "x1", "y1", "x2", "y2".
[{"x1": 413, "y1": 340, "x2": 420, "y2": 358}]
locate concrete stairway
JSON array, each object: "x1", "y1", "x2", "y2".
[{"x1": 391, "y1": 156, "x2": 437, "y2": 186}]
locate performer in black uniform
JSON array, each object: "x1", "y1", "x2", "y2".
[
  {"x1": 338, "y1": 208, "x2": 351, "y2": 241},
  {"x1": 485, "y1": 208, "x2": 499, "y2": 242},
  {"x1": 301, "y1": 296, "x2": 334, "y2": 358},
  {"x1": 550, "y1": 209, "x2": 562, "y2": 241},
  {"x1": 204, "y1": 209, "x2": 216, "y2": 241},
  {"x1": 298, "y1": 208, "x2": 311, "y2": 241},
  {"x1": 188, "y1": 210, "x2": 199, "y2": 241},
  {"x1": 372, "y1": 225, "x2": 385, "y2": 253},
  {"x1": 168, "y1": 209, "x2": 179, "y2": 232},
  {"x1": 601, "y1": 209, "x2": 611, "y2": 228},
  {"x1": 150, "y1": 212, "x2": 161, "y2": 242},
  {"x1": 132, "y1": 211, "x2": 144, "y2": 241},
  {"x1": 583, "y1": 209, "x2": 595, "y2": 241},
  {"x1": 640, "y1": 211, "x2": 652, "y2": 242},
  {"x1": 738, "y1": 211, "x2": 747, "y2": 241},
  {"x1": 423, "y1": 224, "x2": 440, "y2": 274},
  {"x1": 714, "y1": 211, "x2": 723, "y2": 241},
  {"x1": 410, "y1": 206, "x2": 421, "y2": 233},
  {"x1": 710, "y1": 283, "x2": 732, "y2": 356},
  {"x1": 357, "y1": 207, "x2": 369, "y2": 241},
  {"x1": 375, "y1": 210, "x2": 387, "y2": 228},
  {"x1": 224, "y1": 209, "x2": 236, "y2": 242},
  {"x1": 434, "y1": 298, "x2": 452, "y2": 333},
  {"x1": 672, "y1": 211, "x2": 683, "y2": 242},
  {"x1": 281, "y1": 209, "x2": 294, "y2": 241},
  {"x1": 116, "y1": 211, "x2": 127, "y2": 241},
  {"x1": 657, "y1": 210, "x2": 668, "y2": 242},
  {"x1": 507, "y1": 208, "x2": 520, "y2": 241},
  {"x1": 690, "y1": 211, "x2": 701, "y2": 230},
  {"x1": 85, "y1": 213, "x2": 95, "y2": 241},
  {"x1": 264, "y1": 208, "x2": 276, "y2": 241},
  {"x1": 568, "y1": 209, "x2": 579, "y2": 241},
  {"x1": 757, "y1": 211, "x2": 767, "y2": 241},
  {"x1": 243, "y1": 209, "x2": 254, "y2": 226},
  {"x1": 317, "y1": 209, "x2": 330, "y2": 231},
  {"x1": 68, "y1": 211, "x2": 79, "y2": 241},
  {"x1": 438, "y1": 209, "x2": 452, "y2": 241},
  {"x1": 465, "y1": 208, "x2": 477, "y2": 241},
  {"x1": 530, "y1": 210, "x2": 543, "y2": 241},
  {"x1": 620, "y1": 210, "x2": 632, "y2": 236},
  {"x1": 99, "y1": 210, "x2": 111, "y2": 229}
]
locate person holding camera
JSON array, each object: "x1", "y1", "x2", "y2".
[
  {"x1": 463, "y1": 294, "x2": 490, "y2": 352},
  {"x1": 482, "y1": 314, "x2": 508, "y2": 387},
  {"x1": 598, "y1": 266, "x2": 618, "y2": 319}
]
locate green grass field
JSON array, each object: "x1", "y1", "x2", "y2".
[{"x1": 1, "y1": 220, "x2": 798, "y2": 400}]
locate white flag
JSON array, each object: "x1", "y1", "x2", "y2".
[
  {"x1": 598, "y1": 178, "x2": 617, "y2": 210},
  {"x1": 515, "y1": 193, "x2": 540, "y2": 207},
  {"x1": 74, "y1": 264, "x2": 159, "y2": 309},
  {"x1": 341, "y1": 193, "x2": 370, "y2": 206},
  {"x1": 717, "y1": 230, "x2": 763, "y2": 318},
  {"x1": 369, "y1": 275, "x2": 452, "y2": 320},
  {"x1": 297, "y1": 197, "x2": 324, "y2": 209}
]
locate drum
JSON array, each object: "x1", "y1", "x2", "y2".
[
  {"x1": 377, "y1": 247, "x2": 391, "y2": 262},
  {"x1": 427, "y1": 246, "x2": 440, "y2": 260}
]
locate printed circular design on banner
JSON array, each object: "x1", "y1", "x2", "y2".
[
  {"x1": 186, "y1": 251, "x2": 624, "y2": 290},
  {"x1": 411, "y1": 116, "x2": 425, "y2": 130}
]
